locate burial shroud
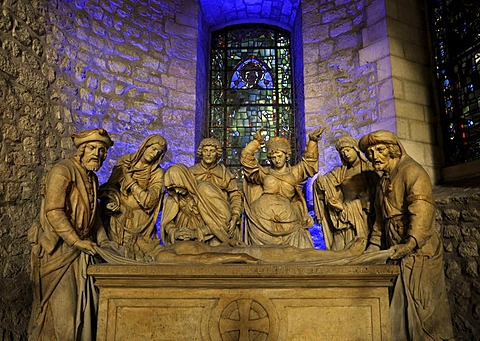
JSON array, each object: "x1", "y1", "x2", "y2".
[{"x1": 88, "y1": 262, "x2": 399, "y2": 340}]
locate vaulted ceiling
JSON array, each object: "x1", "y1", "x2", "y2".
[{"x1": 198, "y1": 0, "x2": 301, "y2": 30}]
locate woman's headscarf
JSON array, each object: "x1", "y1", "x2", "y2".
[
  {"x1": 266, "y1": 136, "x2": 291, "y2": 159},
  {"x1": 126, "y1": 134, "x2": 167, "y2": 168},
  {"x1": 335, "y1": 135, "x2": 369, "y2": 163}
]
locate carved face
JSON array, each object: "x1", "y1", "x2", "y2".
[
  {"x1": 270, "y1": 150, "x2": 287, "y2": 170},
  {"x1": 339, "y1": 147, "x2": 358, "y2": 165},
  {"x1": 365, "y1": 143, "x2": 395, "y2": 172},
  {"x1": 200, "y1": 145, "x2": 219, "y2": 166},
  {"x1": 142, "y1": 143, "x2": 162, "y2": 163},
  {"x1": 82, "y1": 142, "x2": 107, "y2": 172}
]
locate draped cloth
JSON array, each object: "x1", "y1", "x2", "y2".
[
  {"x1": 28, "y1": 158, "x2": 107, "y2": 341},
  {"x1": 95, "y1": 242, "x2": 395, "y2": 266},
  {"x1": 161, "y1": 164, "x2": 231, "y2": 245},
  {"x1": 101, "y1": 135, "x2": 165, "y2": 249},
  {"x1": 313, "y1": 159, "x2": 377, "y2": 250},
  {"x1": 363, "y1": 132, "x2": 454, "y2": 340},
  {"x1": 241, "y1": 139, "x2": 317, "y2": 248},
  {"x1": 189, "y1": 162, "x2": 242, "y2": 217},
  {"x1": 189, "y1": 162, "x2": 243, "y2": 240}
]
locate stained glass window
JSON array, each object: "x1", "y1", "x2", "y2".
[
  {"x1": 209, "y1": 25, "x2": 295, "y2": 173},
  {"x1": 432, "y1": 0, "x2": 480, "y2": 165}
]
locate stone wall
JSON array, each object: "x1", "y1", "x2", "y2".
[
  {"x1": 0, "y1": 0, "x2": 50, "y2": 339},
  {"x1": 435, "y1": 182, "x2": 480, "y2": 340},
  {"x1": 47, "y1": 0, "x2": 200, "y2": 182},
  {"x1": 0, "y1": 0, "x2": 478, "y2": 340},
  {"x1": 386, "y1": 0, "x2": 441, "y2": 182},
  {"x1": 0, "y1": 0, "x2": 201, "y2": 338},
  {"x1": 302, "y1": 0, "x2": 379, "y2": 175},
  {"x1": 359, "y1": 0, "x2": 441, "y2": 182}
]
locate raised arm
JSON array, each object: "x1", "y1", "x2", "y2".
[
  {"x1": 241, "y1": 129, "x2": 264, "y2": 164},
  {"x1": 305, "y1": 127, "x2": 325, "y2": 157}
]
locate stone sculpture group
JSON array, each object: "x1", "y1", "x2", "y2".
[{"x1": 27, "y1": 127, "x2": 454, "y2": 340}]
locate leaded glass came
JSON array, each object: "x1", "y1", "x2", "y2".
[
  {"x1": 209, "y1": 25, "x2": 295, "y2": 173},
  {"x1": 432, "y1": 0, "x2": 480, "y2": 165}
]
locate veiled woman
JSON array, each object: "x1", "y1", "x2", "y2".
[
  {"x1": 241, "y1": 127, "x2": 324, "y2": 248},
  {"x1": 160, "y1": 163, "x2": 232, "y2": 246},
  {"x1": 101, "y1": 134, "x2": 167, "y2": 257},
  {"x1": 313, "y1": 135, "x2": 378, "y2": 250}
]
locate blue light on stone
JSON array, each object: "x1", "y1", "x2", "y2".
[
  {"x1": 68, "y1": 0, "x2": 341, "y2": 249},
  {"x1": 309, "y1": 217, "x2": 327, "y2": 250},
  {"x1": 199, "y1": 0, "x2": 300, "y2": 30}
]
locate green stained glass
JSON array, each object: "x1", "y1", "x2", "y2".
[
  {"x1": 211, "y1": 50, "x2": 224, "y2": 70},
  {"x1": 211, "y1": 90, "x2": 224, "y2": 105},
  {"x1": 212, "y1": 33, "x2": 226, "y2": 49},
  {"x1": 209, "y1": 25, "x2": 295, "y2": 171},
  {"x1": 211, "y1": 71, "x2": 224, "y2": 89},
  {"x1": 210, "y1": 107, "x2": 224, "y2": 126},
  {"x1": 279, "y1": 89, "x2": 292, "y2": 104}
]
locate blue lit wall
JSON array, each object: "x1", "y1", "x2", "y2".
[
  {"x1": 53, "y1": 0, "x2": 375, "y2": 180},
  {"x1": 199, "y1": 0, "x2": 300, "y2": 31},
  {"x1": 50, "y1": 0, "x2": 201, "y2": 183},
  {"x1": 51, "y1": 0, "x2": 380, "y2": 250}
]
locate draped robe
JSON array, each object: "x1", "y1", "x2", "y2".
[
  {"x1": 101, "y1": 154, "x2": 164, "y2": 245},
  {"x1": 371, "y1": 155, "x2": 454, "y2": 340},
  {"x1": 29, "y1": 158, "x2": 108, "y2": 341},
  {"x1": 161, "y1": 164, "x2": 231, "y2": 246},
  {"x1": 241, "y1": 139, "x2": 318, "y2": 248},
  {"x1": 314, "y1": 160, "x2": 377, "y2": 250}
]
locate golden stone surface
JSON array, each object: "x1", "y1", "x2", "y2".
[{"x1": 89, "y1": 263, "x2": 399, "y2": 340}]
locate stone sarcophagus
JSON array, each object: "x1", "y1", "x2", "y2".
[{"x1": 88, "y1": 263, "x2": 399, "y2": 340}]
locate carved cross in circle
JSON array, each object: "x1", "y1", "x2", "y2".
[{"x1": 218, "y1": 298, "x2": 270, "y2": 341}]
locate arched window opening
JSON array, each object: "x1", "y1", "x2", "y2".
[{"x1": 208, "y1": 24, "x2": 296, "y2": 175}]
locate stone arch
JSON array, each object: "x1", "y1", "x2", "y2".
[{"x1": 195, "y1": 0, "x2": 306, "y2": 160}]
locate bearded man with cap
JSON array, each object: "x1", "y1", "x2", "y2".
[
  {"x1": 28, "y1": 128, "x2": 114, "y2": 341},
  {"x1": 359, "y1": 130, "x2": 454, "y2": 341},
  {"x1": 313, "y1": 135, "x2": 378, "y2": 251}
]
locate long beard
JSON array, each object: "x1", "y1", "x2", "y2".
[{"x1": 84, "y1": 159, "x2": 102, "y2": 172}]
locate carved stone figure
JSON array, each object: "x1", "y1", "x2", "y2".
[
  {"x1": 101, "y1": 134, "x2": 167, "y2": 258},
  {"x1": 161, "y1": 163, "x2": 234, "y2": 246},
  {"x1": 97, "y1": 236, "x2": 395, "y2": 266},
  {"x1": 359, "y1": 130, "x2": 454, "y2": 340},
  {"x1": 313, "y1": 135, "x2": 378, "y2": 250},
  {"x1": 241, "y1": 128, "x2": 324, "y2": 248},
  {"x1": 189, "y1": 138, "x2": 243, "y2": 240},
  {"x1": 28, "y1": 128, "x2": 114, "y2": 340}
]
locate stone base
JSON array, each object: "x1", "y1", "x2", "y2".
[{"x1": 88, "y1": 263, "x2": 399, "y2": 340}]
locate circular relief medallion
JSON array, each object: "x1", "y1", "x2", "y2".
[{"x1": 218, "y1": 298, "x2": 270, "y2": 341}]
